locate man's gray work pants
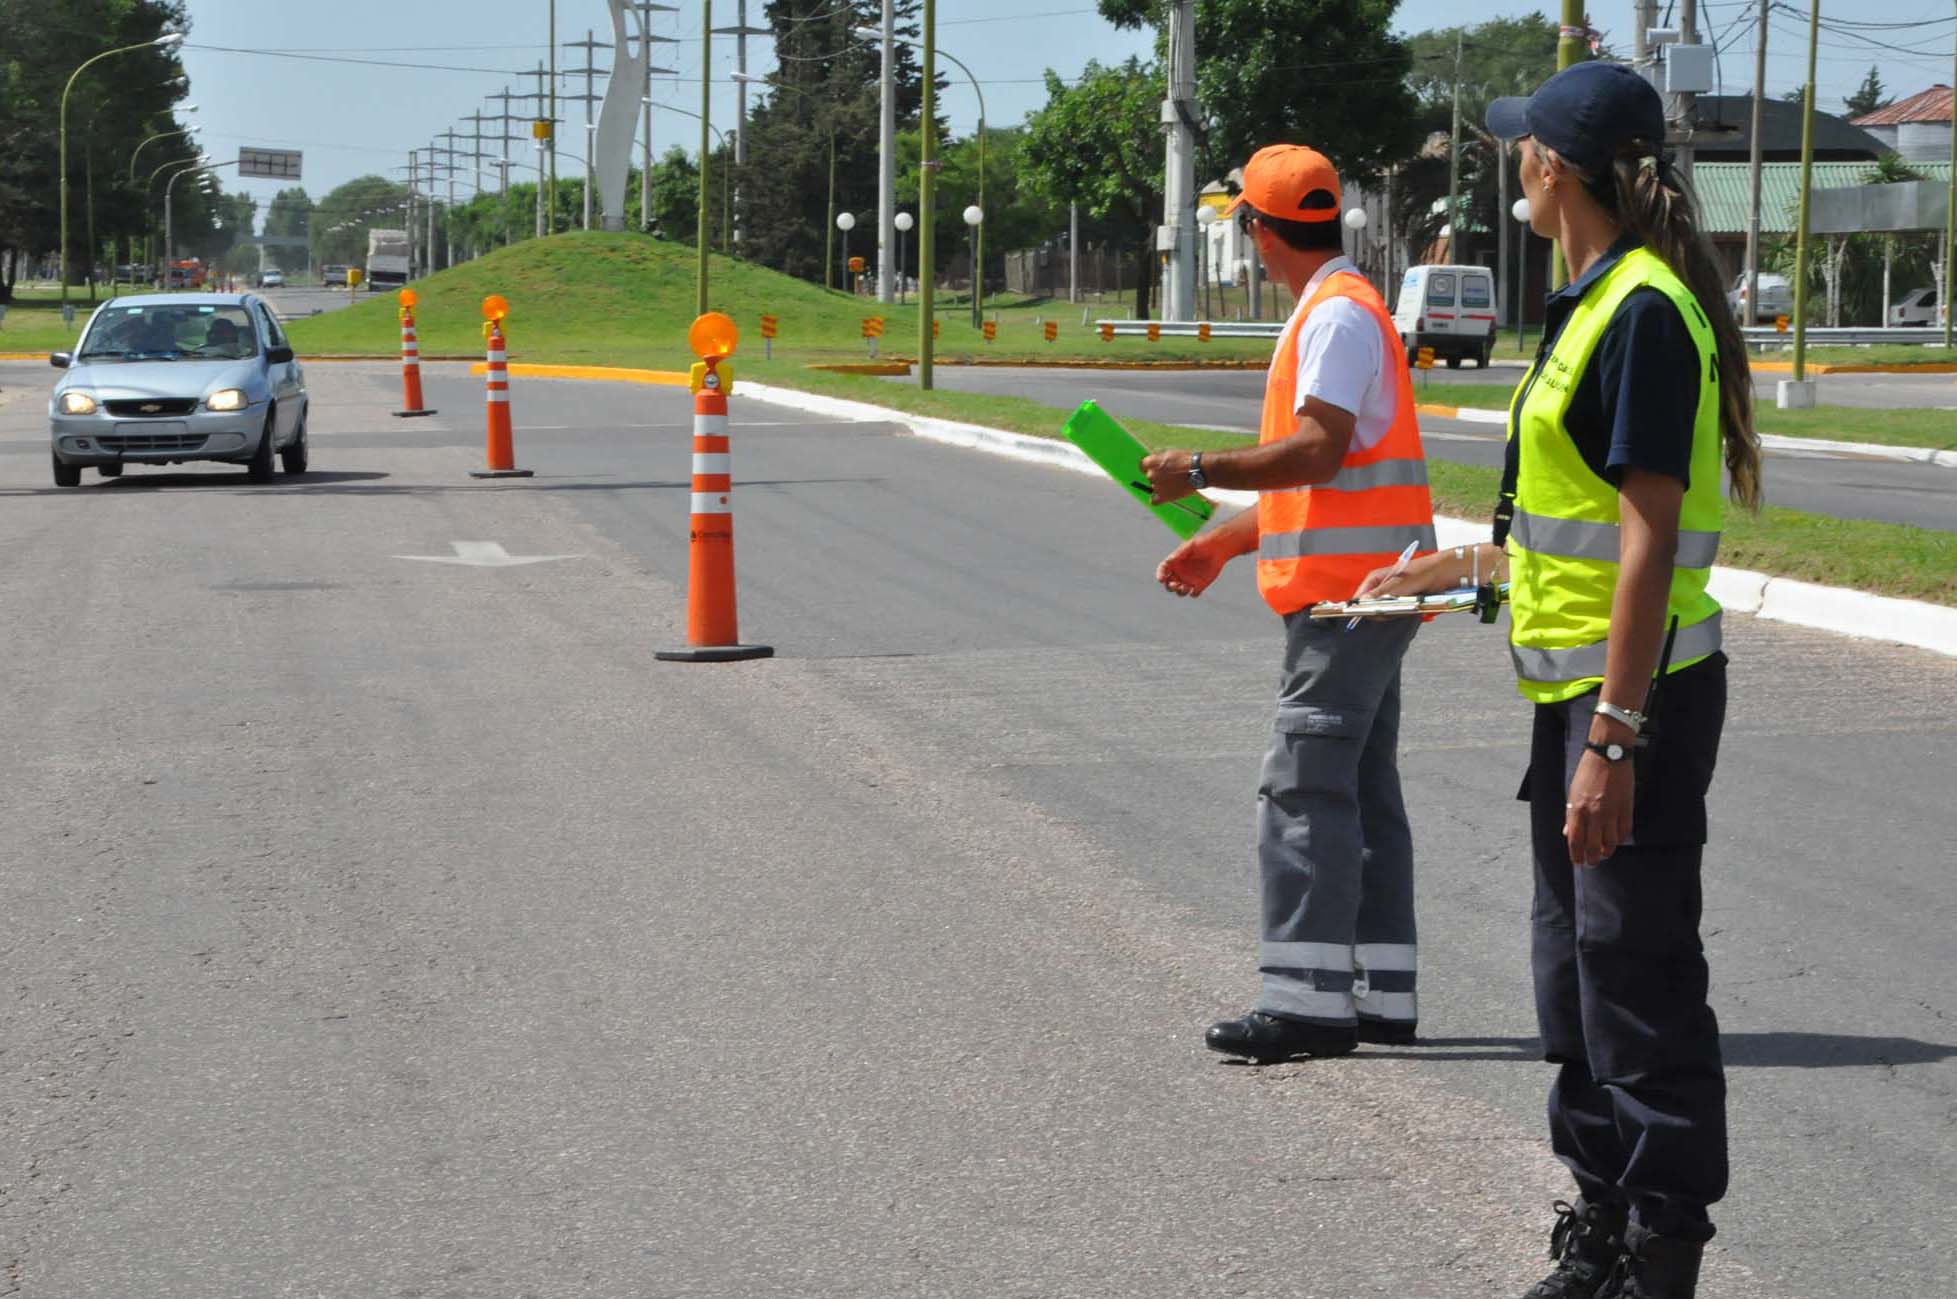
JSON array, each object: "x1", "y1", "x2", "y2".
[{"x1": 1254, "y1": 611, "x2": 1420, "y2": 1029}]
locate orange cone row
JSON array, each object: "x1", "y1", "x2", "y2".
[
  {"x1": 468, "y1": 312, "x2": 531, "y2": 479},
  {"x1": 393, "y1": 303, "x2": 436, "y2": 418}
]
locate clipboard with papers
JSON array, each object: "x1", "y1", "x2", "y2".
[{"x1": 1308, "y1": 584, "x2": 1511, "y2": 621}]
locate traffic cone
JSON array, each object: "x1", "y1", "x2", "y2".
[
  {"x1": 656, "y1": 356, "x2": 772, "y2": 663},
  {"x1": 392, "y1": 303, "x2": 436, "y2": 418},
  {"x1": 468, "y1": 314, "x2": 531, "y2": 479}
]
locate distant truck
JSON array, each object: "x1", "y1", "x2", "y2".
[{"x1": 365, "y1": 228, "x2": 411, "y2": 287}]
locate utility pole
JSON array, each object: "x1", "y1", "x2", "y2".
[
  {"x1": 633, "y1": 3, "x2": 679, "y2": 235},
  {"x1": 548, "y1": 0, "x2": 558, "y2": 236},
  {"x1": 1159, "y1": 0, "x2": 1197, "y2": 320},
  {"x1": 1633, "y1": 0, "x2": 1657, "y2": 80},
  {"x1": 712, "y1": 0, "x2": 765, "y2": 250},
  {"x1": 1497, "y1": 141, "x2": 1510, "y2": 327},
  {"x1": 563, "y1": 29, "x2": 610, "y2": 231},
  {"x1": 876, "y1": 0, "x2": 896, "y2": 302},
  {"x1": 1946, "y1": 0, "x2": 1956, "y2": 349},
  {"x1": 1447, "y1": 26, "x2": 1463, "y2": 263},
  {"x1": 437, "y1": 129, "x2": 464, "y2": 267},
  {"x1": 1553, "y1": 0, "x2": 1589, "y2": 287},
  {"x1": 1674, "y1": 0, "x2": 1700, "y2": 184},
  {"x1": 1069, "y1": 202, "x2": 1079, "y2": 304},
  {"x1": 1788, "y1": 0, "x2": 1820, "y2": 396},
  {"x1": 697, "y1": 0, "x2": 711, "y2": 314},
  {"x1": 919, "y1": 0, "x2": 936, "y2": 389},
  {"x1": 405, "y1": 151, "x2": 419, "y2": 276},
  {"x1": 1744, "y1": 0, "x2": 1768, "y2": 327}
]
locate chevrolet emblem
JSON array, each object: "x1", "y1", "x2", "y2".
[{"x1": 139, "y1": 403, "x2": 162, "y2": 413}]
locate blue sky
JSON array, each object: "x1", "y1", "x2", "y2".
[{"x1": 171, "y1": 1, "x2": 1956, "y2": 225}]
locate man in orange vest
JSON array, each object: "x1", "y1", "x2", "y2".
[{"x1": 1143, "y1": 145, "x2": 1436, "y2": 1061}]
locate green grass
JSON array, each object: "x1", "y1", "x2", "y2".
[
  {"x1": 261, "y1": 233, "x2": 1948, "y2": 608},
  {"x1": 0, "y1": 286, "x2": 95, "y2": 353},
  {"x1": 282, "y1": 230, "x2": 1277, "y2": 366}
]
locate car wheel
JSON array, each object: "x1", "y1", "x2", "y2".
[
  {"x1": 280, "y1": 408, "x2": 310, "y2": 475},
  {"x1": 52, "y1": 452, "x2": 81, "y2": 488},
  {"x1": 1403, "y1": 335, "x2": 1419, "y2": 366},
  {"x1": 98, "y1": 462, "x2": 124, "y2": 478},
  {"x1": 1445, "y1": 355, "x2": 1463, "y2": 369},
  {"x1": 247, "y1": 409, "x2": 278, "y2": 482},
  {"x1": 1476, "y1": 346, "x2": 1491, "y2": 369}
]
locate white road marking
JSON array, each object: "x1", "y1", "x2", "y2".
[{"x1": 393, "y1": 541, "x2": 582, "y2": 568}]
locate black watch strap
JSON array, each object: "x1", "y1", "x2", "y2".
[{"x1": 1584, "y1": 740, "x2": 1631, "y2": 763}]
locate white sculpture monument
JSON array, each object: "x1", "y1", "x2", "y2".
[{"x1": 593, "y1": 0, "x2": 647, "y2": 232}]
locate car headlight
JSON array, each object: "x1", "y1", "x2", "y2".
[
  {"x1": 205, "y1": 388, "x2": 248, "y2": 412},
  {"x1": 58, "y1": 390, "x2": 98, "y2": 416}
]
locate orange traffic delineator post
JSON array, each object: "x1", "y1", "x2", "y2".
[
  {"x1": 392, "y1": 288, "x2": 436, "y2": 418},
  {"x1": 469, "y1": 294, "x2": 532, "y2": 479},
  {"x1": 656, "y1": 312, "x2": 773, "y2": 664}
]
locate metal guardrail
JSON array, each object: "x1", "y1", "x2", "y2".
[
  {"x1": 1740, "y1": 326, "x2": 1951, "y2": 347},
  {"x1": 1095, "y1": 320, "x2": 1285, "y2": 339}
]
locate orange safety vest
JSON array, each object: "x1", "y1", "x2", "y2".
[{"x1": 1255, "y1": 268, "x2": 1437, "y2": 615}]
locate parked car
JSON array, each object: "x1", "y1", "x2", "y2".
[
  {"x1": 1391, "y1": 263, "x2": 1497, "y2": 368},
  {"x1": 1889, "y1": 285, "x2": 1941, "y2": 327},
  {"x1": 321, "y1": 264, "x2": 350, "y2": 287},
  {"x1": 47, "y1": 294, "x2": 310, "y2": 486},
  {"x1": 1727, "y1": 271, "x2": 1793, "y2": 322}
]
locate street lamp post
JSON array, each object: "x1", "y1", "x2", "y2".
[
  {"x1": 1512, "y1": 197, "x2": 1533, "y2": 353},
  {"x1": 918, "y1": 0, "x2": 936, "y2": 390},
  {"x1": 127, "y1": 112, "x2": 198, "y2": 183},
  {"x1": 1195, "y1": 204, "x2": 1218, "y2": 319},
  {"x1": 61, "y1": 29, "x2": 184, "y2": 301},
  {"x1": 165, "y1": 157, "x2": 237, "y2": 277},
  {"x1": 894, "y1": 211, "x2": 913, "y2": 304},
  {"x1": 962, "y1": 205, "x2": 983, "y2": 327},
  {"x1": 837, "y1": 211, "x2": 856, "y2": 293}
]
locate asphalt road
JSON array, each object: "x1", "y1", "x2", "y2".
[
  {"x1": 1377, "y1": 354, "x2": 1957, "y2": 412},
  {"x1": 2, "y1": 361, "x2": 1952, "y2": 1298},
  {"x1": 895, "y1": 366, "x2": 1957, "y2": 532}
]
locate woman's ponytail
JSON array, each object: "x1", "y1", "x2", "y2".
[{"x1": 1582, "y1": 142, "x2": 1763, "y2": 511}]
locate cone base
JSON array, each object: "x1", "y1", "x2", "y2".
[
  {"x1": 468, "y1": 468, "x2": 535, "y2": 478},
  {"x1": 392, "y1": 408, "x2": 438, "y2": 418},
  {"x1": 654, "y1": 644, "x2": 776, "y2": 663}
]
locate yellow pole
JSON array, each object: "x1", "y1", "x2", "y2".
[
  {"x1": 918, "y1": 0, "x2": 936, "y2": 390},
  {"x1": 1552, "y1": 1, "x2": 1589, "y2": 288},
  {"x1": 1791, "y1": 0, "x2": 1820, "y2": 381}
]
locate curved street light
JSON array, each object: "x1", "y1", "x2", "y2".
[
  {"x1": 894, "y1": 211, "x2": 914, "y2": 304},
  {"x1": 128, "y1": 113, "x2": 199, "y2": 182},
  {"x1": 61, "y1": 29, "x2": 184, "y2": 301},
  {"x1": 164, "y1": 157, "x2": 238, "y2": 280}
]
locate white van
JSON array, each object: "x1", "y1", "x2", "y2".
[
  {"x1": 1392, "y1": 264, "x2": 1497, "y2": 368},
  {"x1": 1889, "y1": 285, "x2": 1941, "y2": 327}
]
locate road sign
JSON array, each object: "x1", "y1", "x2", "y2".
[
  {"x1": 1775, "y1": 314, "x2": 1791, "y2": 334},
  {"x1": 1099, "y1": 322, "x2": 1115, "y2": 342},
  {"x1": 1416, "y1": 347, "x2": 1436, "y2": 369},
  {"x1": 848, "y1": 256, "x2": 865, "y2": 274},
  {"x1": 1197, "y1": 322, "x2": 1211, "y2": 342},
  {"x1": 532, "y1": 119, "x2": 553, "y2": 140},
  {"x1": 238, "y1": 147, "x2": 302, "y2": 181},
  {"x1": 982, "y1": 320, "x2": 997, "y2": 342},
  {"x1": 932, "y1": 318, "x2": 941, "y2": 339},
  {"x1": 1146, "y1": 322, "x2": 1161, "y2": 342},
  {"x1": 1043, "y1": 321, "x2": 1058, "y2": 343},
  {"x1": 759, "y1": 314, "x2": 779, "y2": 339}
]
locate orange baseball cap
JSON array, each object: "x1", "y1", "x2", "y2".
[{"x1": 1223, "y1": 144, "x2": 1342, "y2": 223}]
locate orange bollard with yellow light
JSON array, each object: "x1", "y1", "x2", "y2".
[
  {"x1": 655, "y1": 313, "x2": 773, "y2": 664},
  {"x1": 469, "y1": 294, "x2": 532, "y2": 479},
  {"x1": 392, "y1": 288, "x2": 436, "y2": 418}
]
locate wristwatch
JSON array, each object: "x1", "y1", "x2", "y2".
[
  {"x1": 1187, "y1": 452, "x2": 1208, "y2": 490},
  {"x1": 1584, "y1": 740, "x2": 1631, "y2": 763}
]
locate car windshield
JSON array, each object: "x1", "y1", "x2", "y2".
[{"x1": 78, "y1": 304, "x2": 258, "y2": 362}]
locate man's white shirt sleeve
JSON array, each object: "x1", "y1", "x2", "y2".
[{"x1": 1293, "y1": 296, "x2": 1395, "y2": 454}]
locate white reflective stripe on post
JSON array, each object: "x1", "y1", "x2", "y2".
[
  {"x1": 694, "y1": 412, "x2": 728, "y2": 436},
  {"x1": 1259, "y1": 940, "x2": 1354, "y2": 973},
  {"x1": 692, "y1": 452, "x2": 731, "y2": 476},
  {"x1": 689, "y1": 492, "x2": 731, "y2": 514},
  {"x1": 1354, "y1": 943, "x2": 1418, "y2": 972}
]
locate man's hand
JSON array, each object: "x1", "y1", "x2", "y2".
[
  {"x1": 1564, "y1": 746, "x2": 1636, "y2": 867},
  {"x1": 1140, "y1": 449, "x2": 1195, "y2": 505},
  {"x1": 1157, "y1": 535, "x2": 1228, "y2": 598}
]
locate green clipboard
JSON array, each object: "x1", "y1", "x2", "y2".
[{"x1": 1061, "y1": 399, "x2": 1217, "y2": 541}]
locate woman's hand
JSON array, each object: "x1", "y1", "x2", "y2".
[
  {"x1": 1157, "y1": 536, "x2": 1227, "y2": 597},
  {"x1": 1353, "y1": 551, "x2": 1453, "y2": 600},
  {"x1": 1564, "y1": 749, "x2": 1635, "y2": 867}
]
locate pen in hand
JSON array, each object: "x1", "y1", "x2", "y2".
[{"x1": 1346, "y1": 539, "x2": 1422, "y2": 631}]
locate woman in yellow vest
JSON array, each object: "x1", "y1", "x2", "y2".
[{"x1": 1357, "y1": 63, "x2": 1762, "y2": 1299}]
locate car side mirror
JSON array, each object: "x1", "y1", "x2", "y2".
[
  {"x1": 266, "y1": 345, "x2": 294, "y2": 364},
  {"x1": 50, "y1": 352, "x2": 71, "y2": 369}
]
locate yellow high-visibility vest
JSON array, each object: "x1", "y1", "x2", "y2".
[{"x1": 1505, "y1": 246, "x2": 1724, "y2": 703}]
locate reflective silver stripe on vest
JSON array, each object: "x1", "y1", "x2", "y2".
[
  {"x1": 1260, "y1": 522, "x2": 1437, "y2": 562},
  {"x1": 1510, "y1": 508, "x2": 1721, "y2": 568},
  {"x1": 1324, "y1": 457, "x2": 1430, "y2": 493},
  {"x1": 1510, "y1": 610, "x2": 1724, "y2": 683}
]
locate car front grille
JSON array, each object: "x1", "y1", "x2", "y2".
[
  {"x1": 105, "y1": 398, "x2": 199, "y2": 417},
  {"x1": 101, "y1": 432, "x2": 205, "y2": 453}
]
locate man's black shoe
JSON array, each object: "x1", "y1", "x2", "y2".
[
  {"x1": 1356, "y1": 1017, "x2": 1418, "y2": 1045},
  {"x1": 1205, "y1": 1011, "x2": 1358, "y2": 1062},
  {"x1": 1523, "y1": 1199, "x2": 1628, "y2": 1299},
  {"x1": 1596, "y1": 1224, "x2": 1703, "y2": 1299}
]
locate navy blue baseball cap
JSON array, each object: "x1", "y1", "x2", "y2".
[{"x1": 1486, "y1": 61, "x2": 1666, "y2": 174}]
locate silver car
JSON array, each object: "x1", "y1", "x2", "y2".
[{"x1": 49, "y1": 293, "x2": 309, "y2": 486}]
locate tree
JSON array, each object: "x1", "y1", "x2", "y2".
[
  {"x1": 1095, "y1": 0, "x2": 1422, "y2": 183},
  {"x1": 1021, "y1": 58, "x2": 1163, "y2": 318},
  {"x1": 308, "y1": 175, "x2": 409, "y2": 267},
  {"x1": 734, "y1": 0, "x2": 936, "y2": 285},
  {"x1": 1844, "y1": 66, "x2": 1891, "y2": 118},
  {"x1": 264, "y1": 188, "x2": 311, "y2": 239}
]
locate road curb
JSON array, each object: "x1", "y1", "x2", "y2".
[
  {"x1": 463, "y1": 361, "x2": 690, "y2": 386},
  {"x1": 740, "y1": 379, "x2": 1957, "y2": 660},
  {"x1": 1411, "y1": 401, "x2": 1957, "y2": 468}
]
